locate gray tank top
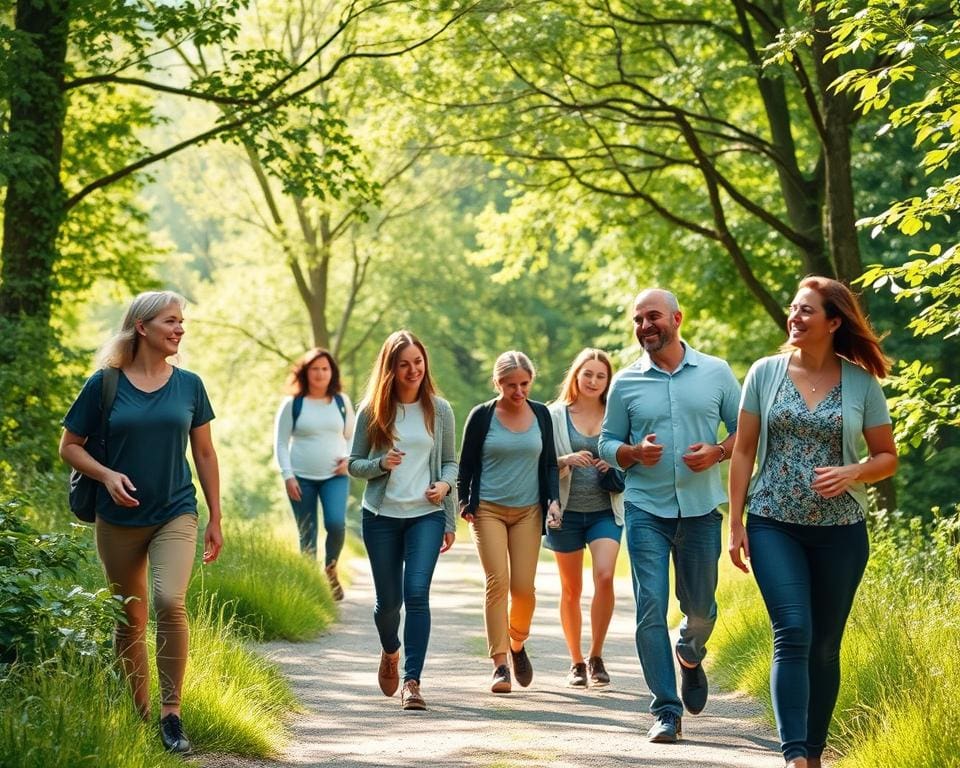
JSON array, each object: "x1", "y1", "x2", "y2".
[{"x1": 565, "y1": 410, "x2": 609, "y2": 513}]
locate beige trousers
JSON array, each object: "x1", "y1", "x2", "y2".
[
  {"x1": 95, "y1": 513, "x2": 197, "y2": 713},
  {"x1": 471, "y1": 500, "x2": 542, "y2": 657}
]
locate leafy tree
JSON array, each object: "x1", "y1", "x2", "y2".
[{"x1": 825, "y1": 0, "x2": 960, "y2": 513}]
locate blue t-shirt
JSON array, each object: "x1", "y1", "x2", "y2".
[
  {"x1": 479, "y1": 414, "x2": 542, "y2": 507},
  {"x1": 63, "y1": 367, "x2": 215, "y2": 527}
]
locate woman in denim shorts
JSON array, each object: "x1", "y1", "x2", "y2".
[{"x1": 547, "y1": 348, "x2": 624, "y2": 688}]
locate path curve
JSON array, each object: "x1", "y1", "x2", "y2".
[{"x1": 202, "y1": 542, "x2": 781, "y2": 768}]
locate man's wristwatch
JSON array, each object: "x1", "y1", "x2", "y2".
[{"x1": 716, "y1": 444, "x2": 727, "y2": 464}]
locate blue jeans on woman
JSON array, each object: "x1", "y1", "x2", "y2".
[
  {"x1": 624, "y1": 503, "x2": 722, "y2": 717},
  {"x1": 288, "y1": 474, "x2": 349, "y2": 566},
  {"x1": 748, "y1": 514, "x2": 869, "y2": 762},
  {"x1": 362, "y1": 509, "x2": 445, "y2": 683}
]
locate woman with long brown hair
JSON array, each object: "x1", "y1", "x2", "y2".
[
  {"x1": 348, "y1": 330, "x2": 457, "y2": 711},
  {"x1": 547, "y1": 348, "x2": 623, "y2": 688},
  {"x1": 728, "y1": 276, "x2": 898, "y2": 768},
  {"x1": 274, "y1": 348, "x2": 354, "y2": 599}
]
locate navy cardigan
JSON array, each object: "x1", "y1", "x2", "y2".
[{"x1": 457, "y1": 398, "x2": 560, "y2": 532}]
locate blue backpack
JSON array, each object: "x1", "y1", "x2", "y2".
[{"x1": 291, "y1": 393, "x2": 346, "y2": 431}]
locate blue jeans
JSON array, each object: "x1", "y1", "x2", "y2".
[
  {"x1": 362, "y1": 509, "x2": 445, "y2": 683},
  {"x1": 624, "y1": 502, "x2": 721, "y2": 717},
  {"x1": 748, "y1": 514, "x2": 868, "y2": 761},
  {"x1": 288, "y1": 474, "x2": 348, "y2": 566}
]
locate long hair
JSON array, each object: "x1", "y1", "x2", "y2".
[
  {"x1": 97, "y1": 290, "x2": 186, "y2": 369},
  {"x1": 363, "y1": 330, "x2": 437, "y2": 449},
  {"x1": 782, "y1": 276, "x2": 891, "y2": 378},
  {"x1": 286, "y1": 348, "x2": 341, "y2": 397},
  {"x1": 492, "y1": 350, "x2": 536, "y2": 390},
  {"x1": 555, "y1": 348, "x2": 613, "y2": 406}
]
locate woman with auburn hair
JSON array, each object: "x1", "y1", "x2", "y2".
[
  {"x1": 458, "y1": 350, "x2": 560, "y2": 694},
  {"x1": 547, "y1": 348, "x2": 624, "y2": 688},
  {"x1": 728, "y1": 276, "x2": 898, "y2": 768},
  {"x1": 59, "y1": 291, "x2": 222, "y2": 754},
  {"x1": 274, "y1": 348, "x2": 355, "y2": 600},
  {"x1": 348, "y1": 330, "x2": 457, "y2": 711}
]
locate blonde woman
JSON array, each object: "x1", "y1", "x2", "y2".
[
  {"x1": 548, "y1": 348, "x2": 623, "y2": 687},
  {"x1": 274, "y1": 347, "x2": 355, "y2": 599},
  {"x1": 59, "y1": 291, "x2": 222, "y2": 754},
  {"x1": 348, "y1": 331, "x2": 457, "y2": 711},
  {"x1": 457, "y1": 351, "x2": 560, "y2": 693}
]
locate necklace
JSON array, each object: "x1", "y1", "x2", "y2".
[{"x1": 793, "y1": 351, "x2": 832, "y2": 392}]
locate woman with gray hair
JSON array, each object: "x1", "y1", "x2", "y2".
[
  {"x1": 60, "y1": 290, "x2": 223, "y2": 755},
  {"x1": 457, "y1": 351, "x2": 560, "y2": 694}
]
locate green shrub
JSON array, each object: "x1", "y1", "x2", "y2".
[{"x1": 0, "y1": 501, "x2": 122, "y2": 667}]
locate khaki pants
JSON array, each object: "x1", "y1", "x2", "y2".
[
  {"x1": 471, "y1": 501, "x2": 542, "y2": 658},
  {"x1": 95, "y1": 513, "x2": 197, "y2": 713}
]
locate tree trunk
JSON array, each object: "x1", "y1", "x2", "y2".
[
  {"x1": 0, "y1": 0, "x2": 70, "y2": 333},
  {"x1": 812, "y1": 5, "x2": 863, "y2": 286}
]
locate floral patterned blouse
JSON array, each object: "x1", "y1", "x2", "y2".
[{"x1": 749, "y1": 376, "x2": 863, "y2": 526}]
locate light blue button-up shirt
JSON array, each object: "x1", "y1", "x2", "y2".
[{"x1": 598, "y1": 344, "x2": 741, "y2": 518}]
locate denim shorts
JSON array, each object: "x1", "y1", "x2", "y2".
[{"x1": 543, "y1": 508, "x2": 622, "y2": 553}]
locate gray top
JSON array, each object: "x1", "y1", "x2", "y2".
[
  {"x1": 348, "y1": 396, "x2": 458, "y2": 533},
  {"x1": 565, "y1": 411, "x2": 609, "y2": 513},
  {"x1": 479, "y1": 414, "x2": 542, "y2": 507},
  {"x1": 749, "y1": 377, "x2": 863, "y2": 525}
]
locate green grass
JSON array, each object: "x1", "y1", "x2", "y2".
[
  {"x1": 188, "y1": 517, "x2": 338, "y2": 641},
  {"x1": 0, "y1": 657, "x2": 182, "y2": 768},
  {"x1": 710, "y1": 512, "x2": 960, "y2": 767}
]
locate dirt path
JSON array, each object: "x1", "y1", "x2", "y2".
[{"x1": 202, "y1": 542, "x2": 781, "y2": 768}]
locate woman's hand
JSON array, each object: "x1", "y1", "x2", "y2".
[
  {"x1": 285, "y1": 477, "x2": 302, "y2": 501},
  {"x1": 380, "y1": 448, "x2": 405, "y2": 471},
  {"x1": 594, "y1": 458, "x2": 611, "y2": 473},
  {"x1": 546, "y1": 499, "x2": 562, "y2": 529},
  {"x1": 460, "y1": 503, "x2": 475, "y2": 524},
  {"x1": 811, "y1": 464, "x2": 859, "y2": 498},
  {"x1": 333, "y1": 457, "x2": 349, "y2": 476},
  {"x1": 728, "y1": 519, "x2": 750, "y2": 574},
  {"x1": 203, "y1": 519, "x2": 223, "y2": 564},
  {"x1": 563, "y1": 450, "x2": 594, "y2": 468},
  {"x1": 425, "y1": 481, "x2": 450, "y2": 506},
  {"x1": 104, "y1": 470, "x2": 139, "y2": 507},
  {"x1": 440, "y1": 531, "x2": 456, "y2": 553}
]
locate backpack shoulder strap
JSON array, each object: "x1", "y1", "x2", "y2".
[
  {"x1": 291, "y1": 395, "x2": 304, "y2": 431},
  {"x1": 334, "y1": 393, "x2": 346, "y2": 423},
  {"x1": 98, "y1": 367, "x2": 120, "y2": 440}
]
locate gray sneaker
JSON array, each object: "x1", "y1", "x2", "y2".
[
  {"x1": 647, "y1": 711, "x2": 682, "y2": 743},
  {"x1": 587, "y1": 655, "x2": 610, "y2": 687}
]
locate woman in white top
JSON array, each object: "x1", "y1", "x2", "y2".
[
  {"x1": 547, "y1": 348, "x2": 624, "y2": 688},
  {"x1": 348, "y1": 331, "x2": 457, "y2": 711},
  {"x1": 274, "y1": 348, "x2": 355, "y2": 600}
]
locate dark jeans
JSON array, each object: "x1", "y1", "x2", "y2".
[
  {"x1": 624, "y1": 502, "x2": 722, "y2": 717},
  {"x1": 748, "y1": 514, "x2": 869, "y2": 761},
  {"x1": 362, "y1": 509, "x2": 445, "y2": 683},
  {"x1": 288, "y1": 474, "x2": 348, "y2": 566}
]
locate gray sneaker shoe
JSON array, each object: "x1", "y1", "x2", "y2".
[
  {"x1": 647, "y1": 711, "x2": 682, "y2": 743},
  {"x1": 491, "y1": 664, "x2": 512, "y2": 693}
]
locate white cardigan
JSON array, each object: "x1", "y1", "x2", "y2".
[{"x1": 549, "y1": 402, "x2": 625, "y2": 525}]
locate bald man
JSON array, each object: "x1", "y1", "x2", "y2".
[{"x1": 598, "y1": 289, "x2": 740, "y2": 743}]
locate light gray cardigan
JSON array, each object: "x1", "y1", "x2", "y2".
[
  {"x1": 741, "y1": 353, "x2": 891, "y2": 513},
  {"x1": 348, "y1": 396, "x2": 459, "y2": 533},
  {"x1": 549, "y1": 402, "x2": 625, "y2": 525}
]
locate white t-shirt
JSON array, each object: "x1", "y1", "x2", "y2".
[
  {"x1": 274, "y1": 394, "x2": 354, "y2": 480},
  {"x1": 379, "y1": 401, "x2": 437, "y2": 518}
]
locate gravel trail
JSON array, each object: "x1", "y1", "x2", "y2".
[{"x1": 201, "y1": 542, "x2": 782, "y2": 768}]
